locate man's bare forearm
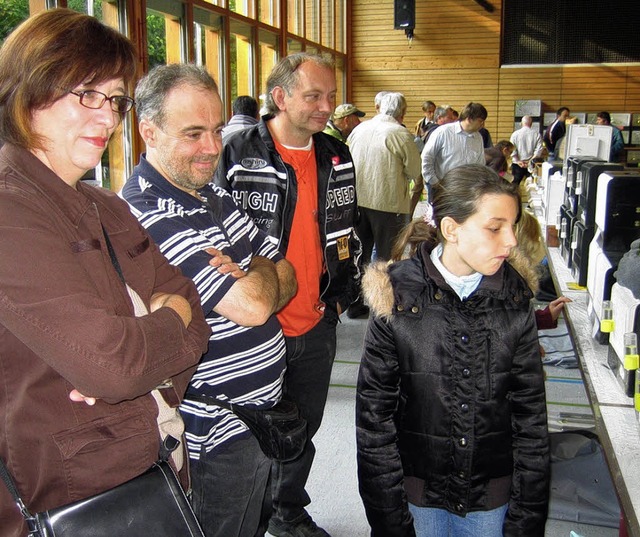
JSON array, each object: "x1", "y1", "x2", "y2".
[
  {"x1": 212, "y1": 255, "x2": 278, "y2": 326},
  {"x1": 275, "y1": 259, "x2": 297, "y2": 311},
  {"x1": 245, "y1": 255, "x2": 280, "y2": 313}
]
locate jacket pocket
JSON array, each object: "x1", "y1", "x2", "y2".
[
  {"x1": 127, "y1": 237, "x2": 150, "y2": 259},
  {"x1": 52, "y1": 407, "x2": 158, "y2": 501}
]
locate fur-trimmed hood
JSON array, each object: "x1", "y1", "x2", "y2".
[
  {"x1": 361, "y1": 242, "x2": 535, "y2": 321},
  {"x1": 361, "y1": 260, "x2": 394, "y2": 320}
]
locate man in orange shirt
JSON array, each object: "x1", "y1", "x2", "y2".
[{"x1": 215, "y1": 53, "x2": 361, "y2": 537}]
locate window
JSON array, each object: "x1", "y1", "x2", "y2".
[
  {"x1": 258, "y1": 30, "x2": 279, "y2": 102},
  {"x1": 146, "y1": 0, "x2": 186, "y2": 67},
  {"x1": 334, "y1": 54, "x2": 345, "y2": 105},
  {"x1": 194, "y1": 7, "x2": 225, "y2": 105},
  {"x1": 334, "y1": 0, "x2": 345, "y2": 53},
  {"x1": 305, "y1": 0, "x2": 319, "y2": 43},
  {"x1": 229, "y1": 0, "x2": 253, "y2": 18},
  {"x1": 229, "y1": 20, "x2": 253, "y2": 101},
  {"x1": 287, "y1": 37, "x2": 304, "y2": 55},
  {"x1": 257, "y1": 0, "x2": 279, "y2": 27},
  {"x1": 320, "y1": 0, "x2": 333, "y2": 49},
  {"x1": 287, "y1": 0, "x2": 303, "y2": 37}
]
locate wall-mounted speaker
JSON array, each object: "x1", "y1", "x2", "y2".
[{"x1": 394, "y1": 0, "x2": 415, "y2": 30}]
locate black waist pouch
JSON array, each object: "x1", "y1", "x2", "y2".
[{"x1": 185, "y1": 394, "x2": 308, "y2": 462}]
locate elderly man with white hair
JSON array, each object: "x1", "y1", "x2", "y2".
[
  {"x1": 510, "y1": 115, "x2": 543, "y2": 185},
  {"x1": 345, "y1": 92, "x2": 421, "y2": 318}
]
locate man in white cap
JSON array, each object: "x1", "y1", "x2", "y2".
[{"x1": 324, "y1": 103, "x2": 365, "y2": 143}]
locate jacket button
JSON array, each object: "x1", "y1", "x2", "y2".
[
  {"x1": 459, "y1": 437, "x2": 467, "y2": 447},
  {"x1": 461, "y1": 334, "x2": 469, "y2": 344},
  {"x1": 435, "y1": 292, "x2": 442, "y2": 300},
  {"x1": 411, "y1": 306, "x2": 419, "y2": 313},
  {"x1": 458, "y1": 470, "x2": 466, "y2": 479},
  {"x1": 514, "y1": 296, "x2": 520, "y2": 303},
  {"x1": 397, "y1": 305, "x2": 404, "y2": 311},
  {"x1": 456, "y1": 503, "x2": 464, "y2": 512},
  {"x1": 462, "y1": 368, "x2": 471, "y2": 377},
  {"x1": 461, "y1": 403, "x2": 469, "y2": 412}
]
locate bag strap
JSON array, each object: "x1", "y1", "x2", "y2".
[
  {"x1": 159, "y1": 435, "x2": 181, "y2": 463},
  {"x1": 0, "y1": 457, "x2": 37, "y2": 528},
  {"x1": 183, "y1": 393, "x2": 234, "y2": 412},
  {"x1": 183, "y1": 394, "x2": 257, "y2": 436},
  {"x1": 102, "y1": 227, "x2": 184, "y2": 467},
  {"x1": 102, "y1": 225, "x2": 125, "y2": 284}
]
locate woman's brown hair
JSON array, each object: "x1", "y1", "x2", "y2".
[{"x1": 0, "y1": 8, "x2": 137, "y2": 149}]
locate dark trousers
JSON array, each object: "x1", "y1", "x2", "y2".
[
  {"x1": 191, "y1": 434, "x2": 271, "y2": 537},
  {"x1": 357, "y1": 206, "x2": 409, "y2": 265},
  {"x1": 271, "y1": 315, "x2": 338, "y2": 522},
  {"x1": 510, "y1": 163, "x2": 531, "y2": 186}
]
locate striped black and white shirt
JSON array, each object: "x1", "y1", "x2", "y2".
[{"x1": 122, "y1": 156, "x2": 286, "y2": 460}]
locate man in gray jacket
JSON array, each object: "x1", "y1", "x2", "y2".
[{"x1": 346, "y1": 92, "x2": 421, "y2": 318}]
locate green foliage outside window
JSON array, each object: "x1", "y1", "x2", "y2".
[
  {"x1": 147, "y1": 13, "x2": 167, "y2": 68},
  {"x1": 0, "y1": 0, "x2": 28, "y2": 43},
  {"x1": 0, "y1": 2, "x2": 165, "y2": 69},
  {"x1": 0, "y1": 0, "x2": 104, "y2": 43}
]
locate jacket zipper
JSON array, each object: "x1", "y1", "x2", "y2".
[
  {"x1": 484, "y1": 333, "x2": 493, "y2": 400},
  {"x1": 276, "y1": 149, "x2": 333, "y2": 303},
  {"x1": 319, "y1": 164, "x2": 333, "y2": 301},
  {"x1": 274, "y1": 152, "x2": 290, "y2": 250}
]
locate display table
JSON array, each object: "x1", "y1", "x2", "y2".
[{"x1": 547, "y1": 247, "x2": 640, "y2": 536}]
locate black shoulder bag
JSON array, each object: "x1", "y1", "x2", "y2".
[{"x1": 0, "y1": 436, "x2": 205, "y2": 537}]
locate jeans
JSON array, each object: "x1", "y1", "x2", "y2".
[
  {"x1": 356, "y1": 206, "x2": 409, "y2": 264},
  {"x1": 191, "y1": 434, "x2": 271, "y2": 537},
  {"x1": 408, "y1": 503, "x2": 508, "y2": 537},
  {"x1": 271, "y1": 315, "x2": 337, "y2": 522}
]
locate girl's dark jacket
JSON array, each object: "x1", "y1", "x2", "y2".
[{"x1": 356, "y1": 241, "x2": 550, "y2": 537}]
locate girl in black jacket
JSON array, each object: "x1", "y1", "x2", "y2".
[{"x1": 356, "y1": 164, "x2": 549, "y2": 537}]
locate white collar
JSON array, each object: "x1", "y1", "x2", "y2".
[{"x1": 430, "y1": 243, "x2": 483, "y2": 300}]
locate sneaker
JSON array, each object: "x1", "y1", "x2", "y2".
[
  {"x1": 268, "y1": 514, "x2": 331, "y2": 537},
  {"x1": 346, "y1": 301, "x2": 369, "y2": 319}
]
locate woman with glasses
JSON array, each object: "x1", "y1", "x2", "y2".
[{"x1": 0, "y1": 9, "x2": 210, "y2": 536}]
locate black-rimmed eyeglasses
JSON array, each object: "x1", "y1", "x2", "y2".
[{"x1": 69, "y1": 89, "x2": 135, "y2": 114}]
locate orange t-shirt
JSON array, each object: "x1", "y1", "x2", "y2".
[{"x1": 274, "y1": 139, "x2": 325, "y2": 337}]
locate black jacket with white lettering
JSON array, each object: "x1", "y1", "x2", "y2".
[{"x1": 214, "y1": 116, "x2": 362, "y2": 318}]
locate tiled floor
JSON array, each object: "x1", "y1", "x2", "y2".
[{"x1": 279, "y1": 313, "x2": 621, "y2": 537}]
